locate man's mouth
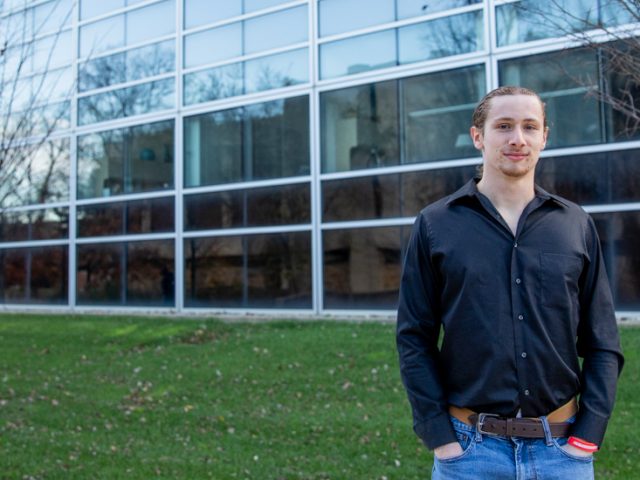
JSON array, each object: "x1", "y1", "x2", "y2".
[{"x1": 503, "y1": 151, "x2": 528, "y2": 161}]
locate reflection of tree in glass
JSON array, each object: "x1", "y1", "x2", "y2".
[
  {"x1": 0, "y1": 0, "x2": 74, "y2": 210},
  {"x1": 506, "y1": 0, "x2": 640, "y2": 138}
]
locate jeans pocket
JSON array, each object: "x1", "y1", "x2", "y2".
[
  {"x1": 551, "y1": 438, "x2": 594, "y2": 463},
  {"x1": 436, "y1": 429, "x2": 475, "y2": 464}
]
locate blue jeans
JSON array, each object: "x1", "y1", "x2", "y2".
[{"x1": 432, "y1": 416, "x2": 594, "y2": 480}]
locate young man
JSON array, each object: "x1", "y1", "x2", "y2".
[{"x1": 396, "y1": 86, "x2": 624, "y2": 479}]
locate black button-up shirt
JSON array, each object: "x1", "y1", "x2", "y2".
[{"x1": 396, "y1": 179, "x2": 624, "y2": 450}]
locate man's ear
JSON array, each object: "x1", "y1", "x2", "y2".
[
  {"x1": 470, "y1": 126, "x2": 483, "y2": 151},
  {"x1": 541, "y1": 126, "x2": 549, "y2": 150}
]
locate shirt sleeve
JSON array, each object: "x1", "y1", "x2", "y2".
[
  {"x1": 396, "y1": 213, "x2": 457, "y2": 450},
  {"x1": 570, "y1": 215, "x2": 624, "y2": 447}
]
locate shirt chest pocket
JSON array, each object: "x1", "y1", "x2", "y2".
[{"x1": 539, "y1": 253, "x2": 583, "y2": 310}]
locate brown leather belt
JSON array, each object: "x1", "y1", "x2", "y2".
[{"x1": 448, "y1": 398, "x2": 577, "y2": 439}]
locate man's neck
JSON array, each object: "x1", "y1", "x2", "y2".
[
  {"x1": 477, "y1": 172, "x2": 535, "y2": 212},
  {"x1": 477, "y1": 172, "x2": 536, "y2": 235}
]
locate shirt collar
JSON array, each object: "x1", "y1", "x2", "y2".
[{"x1": 446, "y1": 178, "x2": 570, "y2": 208}]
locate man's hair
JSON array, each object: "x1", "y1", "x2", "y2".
[{"x1": 471, "y1": 86, "x2": 548, "y2": 132}]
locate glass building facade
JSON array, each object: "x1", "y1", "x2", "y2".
[{"x1": 0, "y1": 0, "x2": 639, "y2": 315}]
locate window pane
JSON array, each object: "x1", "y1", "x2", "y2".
[
  {"x1": 126, "y1": 0, "x2": 175, "y2": 46},
  {"x1": 184, "y1": 232, "x2": 312, "y2": 308},
  {"x1": 398, "y1": 11, "x2": 483, "y2": 64},
  {"x1": 603, "y1": 42, "x2": 640, "y2": 142},
  {"x1": 184, "y1": 95, "x2": 309, "y2": 187},
  {"x1": 183, "y1": 63, "x2": 244, "y2": 105},
  {"x1": 80, "y1": 0, "x2": 124, "y2": 20},
  {"x1": 78, "y1": 78, "x2": 175, "y2": 125},
  {"x1": 79, "y1": 15, "x2": 125, "y2": 57},
  {"x1": 33, "y1": 31, "x2": 72, "y2": 71},
  {"x1": 592, "y1": 211, "x2": 640, "y2": 310},
  {"x1": 537, "y1": 149, "x2": 640, "y2": 205},
  {"x1": 245, "y1": 48, "x2": 308, "y2": 94},
  {"x1": 79, "y1": 40, "x2": 175, "y2": 92},
  {"x1": 322, "y1": 165, "x2": 477, "y2": 222},
  {"x1": 244, "y1": 0, "x2": 289, "y2": 12},
  {"x1": 403, "y1": 64, "x2": 485, "y2": 163},
  {"x1": 77, "y1": 197, "x2": 174, "y2": 237},
  {"x1": 320, "y1": 29, "x2": 396, "y2": 79},
  {"x1": 244, "y1": 6, "x2": 308, "y2": 55},
  {"x1": 77, "y1": 240, "x2": 174, "y2": 306},
  {"x1": 34, "y1": 0, "x2": 72, "y2": 34},
  {"x1": 127, "y1": 240, "x2": 174, "y2": 306},
  {"x1": 318, "y1": 0, "x2": 394, "y2": 37},
  {"x1": 0, "y1": 246, "x2": 68, "y2": 304},
  {"x1": 0, "y1": 208, "x2": 69, "y2": 242},
  {"x1": 499, "y1": 49, "x2": 602, "y2": 148},
  {"x1": 323, "y1": 226, "x2": 407, "y2": 309},
  {"x1": 320, "y1": 80, "x2": 399, "y2": 173},
  {"x1": 184, "y1": 0, "x2": 241, "y2": 29},
  {"x1": 397, "y1": 0, "x2": 482, "y2": 20},
  {"x1": 0, "y1": 138, "x2": 69, "y2": 208},
  {"x1": 497, "y1": 0, "x2": 598, "y2": 47},
  {"x1": 184, "y1": 183, "x2": 310, "y2": 230},
  {"x1": 184, "y1": 23, "x2": 242, "y2": 68},
  {"x1": 77, "y1": 120, "x2": 174, "y2": 199}
]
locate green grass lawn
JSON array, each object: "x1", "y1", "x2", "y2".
[{"x1": 0, "y1": 314, "x2": 637, "y2": 479}]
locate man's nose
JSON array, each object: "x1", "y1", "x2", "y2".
[{"x1": 509, "y1": 126, "x2": 526, "y2": 146}]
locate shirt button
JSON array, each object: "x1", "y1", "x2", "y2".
[
  {"x1": 521, "y1": 352, "x2": 527, "y2": 358},
  {"x1": 524, "y1": 389, "x2": 530, "y2": 396},
  {"x1": 515, "y1": 278, "x2": 522, "y2": 285},
  {"x1": 518, "y1": 314, "x2": 524, "y2": 320},
  {"x1": 514, "y1": 242, "x2": 518, "y2": 248}
]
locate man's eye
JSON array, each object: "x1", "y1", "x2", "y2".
[{"x1": 498, "y1": 124, "x2": 510, "y2": 129}]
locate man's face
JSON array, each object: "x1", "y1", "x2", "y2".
[{"x1": 470, "y1": 94, "x2": 548, "y2": 180}]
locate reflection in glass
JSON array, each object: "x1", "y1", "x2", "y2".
[
  {"x1": 184, "y1": 0, "x2": 241, "y2": 29},
  {"x1": 537, "y1": 149, "x2": 640, "y2": 205},
  {"x1": 322, "y1": 165, "x2": 477, "y2": 222},
  {"x1": 403, "y1": 65, "x2": 485, "y2": 163},
  {"x1": 184, "y1": 95, "x2": 309, "y2": 187},
  {"x1": 184, "y1": 232, "x2": 312, "y2": 308},
  {"x1": 184, "y1": 49, "x2": 308, "y2": 105},
  {"x1": 76, "y1": 240, "x2": 174, "y2": 306},
  {"x1": 184, "y1": 23, "x2": 242, "y2": 69},
  {"x1": 593, "y1": 211, "x2": 640, "y2": 310},
  {"x1": 0, "y1": 246, "x2": 68, "y2": 304},
  {"x1": 321, "y1": 80, "x2": 399, "y2": 173},
  {"x1": 496, "y1": 0, "x2": 629, "y2": 47},
  {"x1": 318, "y1": 0, "x2": 394, "y2": 37},
  {"x1": 0, "y1": 208, "x2": 69, "y2": 242},
  {"x1": 244, "y1": 0, "x2": 291, "y2": 12},
  {"x1": 77, "y1": 197, "x2": 174, "y2": 237},
  {"x1": 126, "y1": 0, "x2": 174, "y2": 46},
  {"x1": 79, "y1": 14, "x2": 125, "y2": 57},
  {"x1": 398, "y1": 11, "x2": 483, "y2": 64},
  {"x1": 78, "y1": 78, "x2": 175, "y2": 125},
  {"x1": 80, "y1": 0, "x2": 124, "y2": 20},
  {"x1": 323, "y1": 226, "x2": 408, "y2": 309},
  {"x1": 79, "y1": 40, "x2": 175, "y2": 92},
  {"x1": 245, "y1": 48, "x2": 308, "y2": 94},
  {"x1": 397, "y1": 0, "x2": 482, "y2": 20},
  {"x1": 79, "y1": 0, "x2": 175, "y2": 58},
  {"x1": 499, "y1": 49, "x2": 602, "y2": 148},
  {"x1": 33, "y1": 0, "x2": 73, "y2": 35},
  {"x1": 244, "y1": 6, "x2": 308, "y2": 54},
  {"x1": 320, "y1": 30, "x2": 396, "y2": 79},
  {"x1": 184, "y1": 183, "x2": 310, "y2": 231},
  {"x1": 184, "y1": 63, "x2": 244, "y2": 105},
  {"x1": 77, "y1": 120, "x2": 174, "y2": 199},
  {"x1": 0, "y1": 138, "x2": 69, "y2": 208}
]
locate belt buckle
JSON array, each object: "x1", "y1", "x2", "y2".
[{"x1": 476, "y1": 412, "x2": 501, "y2": 436}]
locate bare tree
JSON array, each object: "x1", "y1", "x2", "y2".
[
  {"x1": 0, "y1": 0, "x2": 75, "y2": 212},
  {"x1": 507, "y1": 0, "x2": 640, "y2": 137}
]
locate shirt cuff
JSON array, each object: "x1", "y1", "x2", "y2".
[
  {"x1": 569, "y1": 408, "x2": 610, "y2": 447},
  {"x1": 414, "y1": 411, "x2": 458, "y2": 450}
]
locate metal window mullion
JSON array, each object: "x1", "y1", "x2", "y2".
[
  {"x1": 68, "y1": 0, "x2": 80, "y2": 310},
  {"x1": 310, "y1": 0, "x2": 322, "y2": 313},
  {"x1": 174, "y1": 0, "x2": 184, "y2": 312}
]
